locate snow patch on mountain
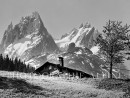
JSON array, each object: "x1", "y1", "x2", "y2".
[{"x1": 90, "y1": 46, "x2": 99, "y2": 54}]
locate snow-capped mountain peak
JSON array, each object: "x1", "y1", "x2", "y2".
[
  {"x1": 2, "y1": 12, "x2": 59, "y2": 64},
  {"x1": 55, "y1": 23, "x2": 99, "y2": 51}
]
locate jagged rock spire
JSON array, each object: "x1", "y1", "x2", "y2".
[
  {"x1": 84, "y1": 22, "x2": 91, "y2": 28},
  {"x1": 32, "y1": 11, "x2": 40, "y2": 19},
  {"x1": 79, "y1": 22, "x2": 91, "y2": 29},
  {"x1": 79, "y1": 23, "x2": 84, "y2": 28},
  {"x1": 7, "y1": 22, "x2": 13, "y2": 31}
]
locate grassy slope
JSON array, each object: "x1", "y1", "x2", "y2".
[{"x1": 0, "y1": 71, "x2": 128, "y2": 98}]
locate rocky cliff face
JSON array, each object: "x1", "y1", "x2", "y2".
[{"x1": 1, "y1": 12, "x2": 59, "y2": 64}]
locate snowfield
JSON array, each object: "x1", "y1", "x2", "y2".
[{"x1": 0, "y1": 71, "x2": 126, "y2": 98}]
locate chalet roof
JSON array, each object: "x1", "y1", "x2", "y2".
[
  {"x1": 47, "y1": 60, "x2": 90, "y2": 74},
  {"x1": 35, "y1": 61, "x2": 92, "y2": 76},
  {"x1": 34, "y1": 61, "x2": 59, "y2": 71}
]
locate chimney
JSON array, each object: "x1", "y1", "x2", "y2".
[{"x1": 58, "y1": 57, "x2": 64, "y2": 67}]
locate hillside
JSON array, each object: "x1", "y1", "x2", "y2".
[{"x1": 0, "y1": 71, "x2": 128, "y2": 98}]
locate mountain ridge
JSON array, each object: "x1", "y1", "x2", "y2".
[
  {"x1": 0, "y1": 12, "x2": 128, "y2": 78},
  {"x1": 55, "y1": 22, "x2": 100, "y2": 52}
]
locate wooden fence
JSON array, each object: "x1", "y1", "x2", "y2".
[{"x1": 96, "y1": 67, "x2": 130, "y2": 79}]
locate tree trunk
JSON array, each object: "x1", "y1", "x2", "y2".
[{"x1": 110, "y1": 60, "x2": 113, "y2": 78}]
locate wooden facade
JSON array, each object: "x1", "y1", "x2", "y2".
[{"x1": 34, "y1": 62, "x2": 93, "y2": 78}]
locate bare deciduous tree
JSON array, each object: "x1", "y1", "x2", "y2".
[{"x1": 96, "y1": 20, "x2": 130, "y2": 78}]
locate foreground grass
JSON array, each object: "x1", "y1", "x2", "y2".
[
  {"x1": 0, "y1": 76, "x2": 52, "y2": 97},
  {"x1": 0, "y1": 71, "x2": 128, "y2": 98},
  {"x1": 95, "y1": 78, "x2": 130, "y2": 97}
]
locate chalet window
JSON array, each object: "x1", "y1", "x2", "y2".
[{"x1": 49, "y1": 66, "x2": 52, "y2": 70}]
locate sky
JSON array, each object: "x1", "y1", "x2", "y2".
[{"x1": 0, "y1": 0, "x2": 130, "y2": 42}]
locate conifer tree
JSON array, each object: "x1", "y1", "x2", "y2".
[
  {"x1": 0, "y1": 54, "x2": 3, "y2": 69},
  {"x1": 0, "y1": 54, "x2": 35, "y2": 73}
]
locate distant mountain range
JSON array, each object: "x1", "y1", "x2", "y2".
[{"x1": 0, "y1": 12, "x2": 128, "y2": 78}]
